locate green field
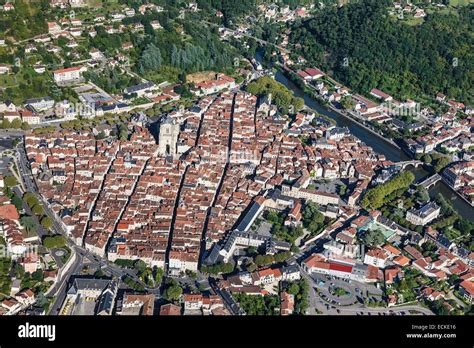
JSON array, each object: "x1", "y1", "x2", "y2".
[
  {"x1": 0, "y1": 67, "x2": 54, "y2": 104},
  {"x1": 403, "y1": 17, "x2": 424, "y2": 26},
  {"x1": 449, "y1": 0, "x2": 474, "y2": 6}
]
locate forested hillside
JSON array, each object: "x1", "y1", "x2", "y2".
[
  {"x1": 0, "y1": 0, "x2": 49, "y2": 40},
  {"x1": 289, "y1": 0, "x2": 474, "y2": 104}
]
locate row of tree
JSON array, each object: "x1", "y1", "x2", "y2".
[
  {"x1": 201, "y1": 261, "x2": 234, "y2": 275},
  {"x1": 246, "y1": 76, "x2": 304, "y2": 113},
  {"x1": 361, "y1": 171, "x2": 415, "y2": 210}
]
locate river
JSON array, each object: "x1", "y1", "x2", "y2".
[{"x1": 255, "y1": 51, "x2": 473, "y2": 220}]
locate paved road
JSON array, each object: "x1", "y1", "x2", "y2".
[
  {"x1": 447, "y1": 290, "x2": 466, "y2": 309},
  {"x1": 47, "y1": 244, "x2": 147, "y2": 315},
  {"x1": 0, "y1": 130, "x2": 24, "y2": 137},
  {"x1": 336, "y1": 305, "x2": 434, "y2": 316},
  {"x1": 47, "y1": 246, "x2": 84, "y2": 315},
  {"x1": 209, "y1": 278, "x2": 245, "y2": 315}
]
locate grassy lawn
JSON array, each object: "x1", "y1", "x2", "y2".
[
  {"x1": 0, "y1": 67, "x2": 54, "y2": 104},
  {"x1": 0, "y1": 74, "x2": 18, "y2": 89},
  {"x1": 87, "y1": 0, "x2": 103, "y2": 6},
  {"x1": 332, "y1": 287, "x2": 349, "y2": 297},
  {"x1": 449, "y1": 0, "x2": 474, "y2": 6},
  {"x1": 144, "y1": 65, "x2": 181, "y2": 84},
  {"x1": 403, "y1": 17, "x2": 425, "y2": 26},
  {"x1": 101, "y1": 0, "x2": 122, "y2": 12},
  {"x1": 426, "y1": 7, "x2": 461, "y2": 16}
]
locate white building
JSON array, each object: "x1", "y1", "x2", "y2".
[
  {"x1": 21, "y1": 114, "x2": 41, "y2": 125},
  {"x1": 47, "y1": 22, "x2": 61, "y2": 34},
  {"x1": 24, "y1": 97, "x2": 55, "y2": 112},
  {"x1": 168, "y1": 251, "x2": 198, "y2": 272},
  {"x1": 53, "y1": 66, "x2": 86, "y2": 84},
  {"x1": 15, "y1": 289, "x2": 36, "y2": 306},
  {"x1": 194, "y1": 74, "x2": 235, "y2": 96},
  {"x1": 0, "y1": 64, "x2": 11, "y2": 74},
  {"x1": 124, "y1": 81, "x2": 159, "y2": 98},
  {"x1": 406, "y1": 202, "x2": 440, "y2": 226},
  {"x1": 364, "y1": 249, "x2": 389, "y2": 268},
  {"x1": 282, "y1": 184, "x2": 340, "y2": 206}
]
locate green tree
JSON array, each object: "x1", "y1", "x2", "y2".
[
  {"x1": 361, "y1": 171, "x2": 415, "y2": 210},
  {"x1": 20, "y1": 216, "x2": 37, "y2": 233},
  {"x1": 246, "y1": 76, "x2": 302, "y2": 112},
  {"x1": 4, "y1": 176, "x2": 18, "y2": 188},
  {"x1": 40, "y1": 216, "x2": 53, "y2": 230},
  {"x1": 94, "y1": 269, "x2": 105, "y2": 278},
  {"x1": 31, "y1": 269, "x2": 43, "y2": 282},
  {"x1": 11, "y1": 118, "x2": 22, "y2": 129},
  {"x1": 118, "y1": 124, "x2": 128, "y2": 141},
  {"x1": 433, "y1": 155, "x2": 450, "y2": 173},
  {"x1": 11, "y1": 195, "x2": 23, "y2": 211},
  {"x1": 138, "y1": 43, "x2": 162, "y2": 73},
  {"x1": 42, "y1": 235, "x2": 66, "y2": 249},
  {"x1": 340, "y1": 96, "x2": 355, "y2": 110},
  {"x1": 255, "y1": 254, "x2": 275, "y2": 267},
  {"x1": 201, "y1": 262, "x2": 234, "y2": 275},
  {"x1": 360, "y1": 228, "x2": 385, "y2": 247},
  {"x1": 32, "y1": 204, "x2": 44, "y2": 216},
  {"x1": 134, "y1": 260, "x2": 147, "y2": 273},
  {"x1": 164, "y1": 284, "x2": 183, "y2": 302},
  {"x1": 416, "y1": 186, "x2": 430, "y2": 203},
  {"x1": 288, "y1": 0, "x2": 474, "y2": 105},
  {"x1": 287, "y1": 282, "x2": 300, "y2": 295},
  {"x1": 302, "y1": 201, "x2": 326, "y2": 235},
  {"x1": 421, "y1": 154, "x2": 432, "y2": 164},
  {"x1": 24, "y1": 192, "x2": 39, "y2": 207},
  {"x1": 153, "y1": 267, "x2": 164, "y2": 284},
  {"x1": 1, "y1": 119, "x2": 11, "y2": 129}
]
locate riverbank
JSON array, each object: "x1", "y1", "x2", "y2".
[
  {"x1": 330, "y1": 105, "x2": 401, "y2": 150},
  {"x1": 441, "y1": 177, "x2": 474, "y2": 208},
  {"x1": 277, "y1": 63, "x2": 402, "y2": 151},
  {"x1": 255, "y1": 51, "x2": 474, "y2": 220}
]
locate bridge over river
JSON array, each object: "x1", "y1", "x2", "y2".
[{"x1": 416, "y1": 173, "x2": 442, "y2": 190}]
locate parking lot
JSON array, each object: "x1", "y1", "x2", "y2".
[
  {"x1": 302, "y1": 270, "x2": 433, "y2": 315},
  {"x1": 312, "y1": 274, "x2": 358, "y2": 306},
  {"x1": 311, "y1": 273, "x2": 384, "y2": 306}
]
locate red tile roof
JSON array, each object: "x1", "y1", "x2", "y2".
[
  {"x1": 329, "y1": 262, "x2": 353, "y2": 273},
  {"x1": 460, "y1": 280, "x2": 474, "y2": 296},
  {"x1": 0, "y1": 204, "x2": 20, "y2": 220},
  {"x1": 53, "y1": 66, "x2": 82, "y2": 74}
]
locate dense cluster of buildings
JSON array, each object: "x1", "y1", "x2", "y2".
[
  {"x1": 302, "y1": 212, "x2": 474, "y2": 303},
  {"x1": 24, "y1": 85, "x2": 408, "y2": 277},
  {"x1": 219, "y1": 264, "x2": 300, "y2": 297},
  {"x1": 257, "y1": 3, "x2": 312, "y2": 22},
  {"x1": 443, "y1": 161, "x2": 474, "y2": 205}
]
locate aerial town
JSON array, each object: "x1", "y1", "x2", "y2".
[{"x1": 0, "y1": 0, "x2": 472, "y2": 320}]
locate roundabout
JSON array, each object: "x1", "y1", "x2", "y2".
[{"x1": 312, "y1": 275, "x2": 359, "y2": 306}]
